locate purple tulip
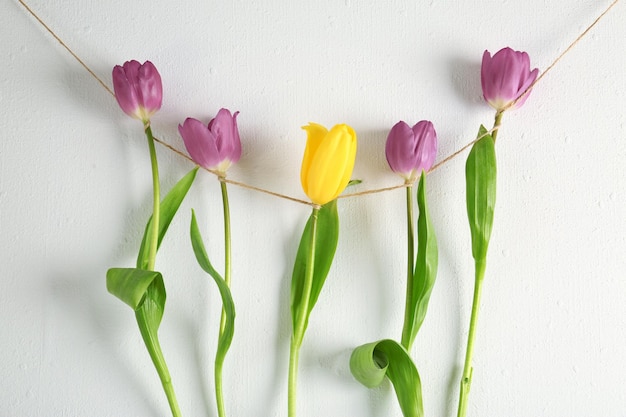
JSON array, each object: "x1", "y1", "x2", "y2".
[
  {"x1": 385, "y1": 120, "x2": 437, "y2": 180},
  {"x1": 178, "y1": 109, "x2": 242, "y2": 174},
  {"x1": 481, "y1": 47, "x2": 539, "y2": 111},
  {"x1": 112, "y1": 60, "x2": 163, "y2": 122}
]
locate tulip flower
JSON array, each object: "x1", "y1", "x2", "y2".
[
  {"x1": 481, "y1": 47, "x2": 539, "y2": 111},
  {"x1": 300, "y1": 123, "x2": 357, "y2": 206},
  {"x1": 385, "y1": 120, "x2": 437, "y2": 181},
  {"x1": 178, "y1": 109, "x2": 242, "y2": 174},
  {"x1": 112, "y1": 60, "x2": 163, "y2": 122}
]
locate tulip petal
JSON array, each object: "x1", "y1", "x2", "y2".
[
  {"x1": 306, "y1": 124, "x2": 356, "y2": 205},
  {"x1": 209, "y1": 109, "x2": 242, "y2": 164},
  {"x1": 385, "y1": 121, "x2": 416, "y2": 177},
  {"x1": 481, "y1": 47, "x2": 538, "y2": 111},
  {"x1": 512, "y1": 67, "x2": 539, "y2": 109},
  {"x1": 412, "y1": 121, "x2": 437, "y2": 174},
  {"x1": 137, "y1": 61, "x2": 163, "y2": 118},
  {"x1": 179, "y1": 118, "x2": 221, "y2": 170},
  {"x1": 300, "y1": 123, "x2": 328, "y2": 196},
  {"x1": 112, "y1": 60, "x2": 163, "y2": 121},
  {"x1": 112, "y1": 63, "x2": 141, "y2": 119}
]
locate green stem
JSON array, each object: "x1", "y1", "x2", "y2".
[
  {"x1": 140, "y1": 124, "x2": 181, "y2": 416},
  {"x1": 288, "y1": 337, "x2": 301, "y2": 417},
  {"x1": 491, "y1": 112, "x2": 503, "y2": 143},
  {"x1": 215, "y1": 179, "x2": 232, "y2": 417},
  {"x1": 288, "y1": 207, "x2": 320, "y2": 417},
  {"x1": 215, "y1": 355, "x2": 226, "y2": 417},
  {"x1": 218, "y1": 180, "x2": 232, "y2": 331},
  {"x1": 401, "y1": 184, "x2": 415, "y2": 350},
  {"x1": 457, "y1": 258, "x2": 487, "y2": 417},
  {"x1": 136, "y1": 307, "x2": 182, "y2": 417},
  {"x1": 144, "y1": 124, "x2": 160, "y2": 271}
]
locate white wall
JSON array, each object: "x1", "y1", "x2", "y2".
[{"x1": 2, "y1": 1, "x2": 625, "y2": 416}]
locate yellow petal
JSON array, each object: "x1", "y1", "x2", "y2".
[
  {"x1": 306, "y1": 124, "x2": 357, "y2": 205},
  {"x1": 335, "y1": 124, "x2": 357, "y2": 196},
  {"x1": 300, "y1": 123, "x2": 328, "y2": 196}
]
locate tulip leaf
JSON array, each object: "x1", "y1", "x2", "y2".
[
  {"x1": 137, "y1": 167, "x2": 199, "y2": 269},
  {"x1": 350, "y1": 339, "x2": 424, "y2": 417},
  {"x1": 466, "y1": 126, "x2": 497, "y2": 261},
  {"x1": 106, "y1": 267, "x2": 163, "y2": 310},
  {"x1": 106, "y1": 267, "x2": 167, "y2": 347},
  {"x1": 107, "y1": 266, "x2": 176, "y2": 404},
  {"x1": 190, "y1": 210, "x2": 236, "y2": 357},
  {"x1": 403, "y1": 172, "x2": 438, "y2": 350},
  {"x1": 290, "y1": 200, "x2": 339, "y2": 334}
]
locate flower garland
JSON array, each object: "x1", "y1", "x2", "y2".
[{"x1": 17, "y1": 1, "x2": 621, "y2": 416}]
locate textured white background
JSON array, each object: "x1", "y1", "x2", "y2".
[{"x1": 2, "y1": 1, "x2": 625, "y2": 416}]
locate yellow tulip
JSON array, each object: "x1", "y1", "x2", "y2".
[{"x1": 300, "y1": 123, "x2": 357, "y2": 205}]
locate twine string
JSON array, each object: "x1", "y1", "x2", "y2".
[{"x1": 17, "y1": 0, "x2": 620, "y2": 206}]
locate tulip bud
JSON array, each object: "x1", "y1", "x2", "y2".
[
  {"x1": 385, "y1": 120, "x2": 437, "y2": 181},
  {"x1": 481, "y1": 47, "x2": 539, "y2": 111},
  {"x1": 300, "y1": 123, "x2": 357, "y2": 206},
  {"x1": 112, "y1": 60, "x2": 163, "y2": 122},
  {"x1": 178, "y1": 108, "x2": 242, "y2": 174}
]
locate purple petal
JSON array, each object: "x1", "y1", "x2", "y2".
[
  {"x1": 412, "y1": 121, "x2": 437, "y2": 173},
  {"x1": 385, "y1": 121, "x2": 417, "y2": 177},
  {"x1": 208, "y1": 108, "x2": 242, "y2": 164},
  {"x1": 137, "y1": 61, "x2": 162, "y2": 116},
  {"x1": 481, "y1": 47, "x2": 538, "y2": 110},
  {"x1": 178, "y1": 118, "x2": 221, "y2": 169},
  {"x1": 112, "y1": 62, "x2": 141, "y2": 118}
]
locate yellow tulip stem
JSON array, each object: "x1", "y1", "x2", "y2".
[
  {"x1": 288, "y1": 207, "x2": 320, "y2": 417},
  {"x1": 401, "y1": 184, "x2": 416, "y2": 350}
]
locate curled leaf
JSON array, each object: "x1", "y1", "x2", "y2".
[{"x1": 350, "y1": 339, "x2": 424, "y2": 417}]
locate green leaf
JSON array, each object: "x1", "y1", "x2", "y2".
[
  {"x1": 137, "y1": 167, "x2": 199, "y2": 269},
  {"x1": 350, "y1": 339, "x2": 424, "y2": 417},
  {"x1": 466, "y1": 126, "x2": 497, "y2": 261},
  {"x1": 190, "y1": 210, "x2": 236, "y2": 356},
  {"x1": 106, "y1": 268, "x2": 163, "y2": 310},
  {"x1": 404, "y1": 172, "x2": 439, "y2": 349},
  {"x1": 106, "y1": 267, "x2": 166, "y2": 328},
  {"x1": 290, "y1": 200, "x2": 339, "y2": 334}
]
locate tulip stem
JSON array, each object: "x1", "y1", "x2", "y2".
[
  {"x1": 142, "y1": 123, "x2": 182, "y2": 417},
  {"x1": 215, "y1": 179, "x2": 232, "y2": 417},
  {"x1": 457, "y1": 257, "x2": 487, "y2": 417},
  {"x1": 288, "y1": 207, "x2": 320, "y2": 417},
  {"x1": 144, "y1": 123, "x2": 160, "y2": 271},
  {"x1": 491, "y1": 112, "x2": 503, "y2": 143},
  {"x1": 401, "y1": 184, "x2": 416, "y2": 350}
]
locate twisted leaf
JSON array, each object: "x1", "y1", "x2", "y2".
[
  {"x1": 106, "y1": 267, "x2": 167, "y2": 353},
  {"x1": 350, "y1": 339, "x2": 424, "y2": 417},
  {"x1": 190, "y1": 210, "x2": 236, "y2": 355}
]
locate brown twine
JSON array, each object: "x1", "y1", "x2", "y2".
[{"x1": 17, "y1": 0, "x2": 620, "y2": 206}]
